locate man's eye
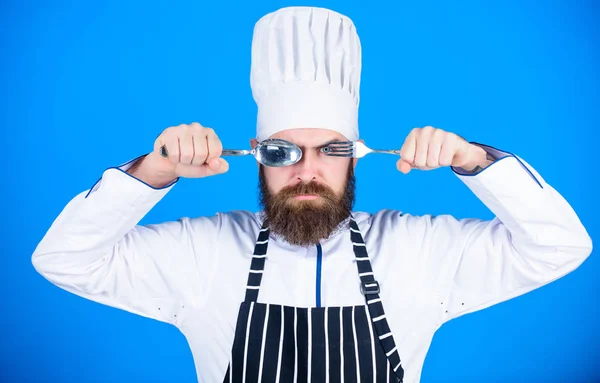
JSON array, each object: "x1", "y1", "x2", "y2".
[{"x1": 320, "y1": 146, "x2": 332, "y2": 153}]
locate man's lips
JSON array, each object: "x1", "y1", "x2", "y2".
[{"x1": 293, "y1": 194, "x2": 320, "y2": 200}]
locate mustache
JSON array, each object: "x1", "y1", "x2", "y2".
[{"x1": 277, "y1": 181, "x2": 336, "y2": 198}]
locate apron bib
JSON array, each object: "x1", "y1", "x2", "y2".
[{"x1": 223, "y1": 217, "x2": 405, "y2": 382}]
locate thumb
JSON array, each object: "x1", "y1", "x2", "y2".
[
  {"x1": 208, "y1": 157, "x2": 229, "y2": 174},
  {"x1": 396, "y1": 158, "x2": 412, "y2": 174}
]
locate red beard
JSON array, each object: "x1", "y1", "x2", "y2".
[{"x1": 258, "y1": 163, "x2": 355, "y2": 247}]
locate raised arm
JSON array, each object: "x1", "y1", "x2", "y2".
[
  {"x1": 388, "y1": 127, "x2": 592, "y2": 321},
  {"x1": 31, "y1": 123, "x2": 230, "y2": 325}
]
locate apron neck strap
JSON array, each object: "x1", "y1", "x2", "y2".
[{"x1": 244, "y1": 216, "x2": 376, "y2": 302}]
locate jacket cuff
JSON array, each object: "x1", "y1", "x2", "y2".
[
  {"x1": 85, "y1": 154, "x2": 179, "y2": 199},
  {"x1": 451, "y1": 142, "x2": 543, "y2": 189}
]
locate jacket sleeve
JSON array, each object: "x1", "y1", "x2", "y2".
[
  {"x1": 412, "y1": 143, "x2": 592, "y2": 322},
  {"x1": 31, "y1": 156, "x2": 222, "y2": 325}
]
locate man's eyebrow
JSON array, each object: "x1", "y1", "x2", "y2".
[
  {"x1": 296, "y1": 139, "x2": 348, "y2": 150},
  {"x1": 319, "y1": 139, "x2": 348, "y2": 146}
]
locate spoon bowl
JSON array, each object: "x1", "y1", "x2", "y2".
[{"x1": 246, "y1": 138, "x2": 302, "y2": 167}]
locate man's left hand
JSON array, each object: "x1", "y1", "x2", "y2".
[{"x1": 396, "y1": 126, "x2": 490, "y2": 174}]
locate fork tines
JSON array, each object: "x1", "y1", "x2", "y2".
[{"x1": 322, "y1": 141, "x2": 355, "y2": 157}]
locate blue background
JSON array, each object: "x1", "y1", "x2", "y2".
[{"x1": 2, "y1": 0, "x2": 598, "y2": 381}]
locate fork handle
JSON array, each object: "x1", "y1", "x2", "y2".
[{"x1": 372, "y1": 149, "x2": 402, "y2": 155}]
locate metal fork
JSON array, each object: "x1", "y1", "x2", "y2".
[{"x1": 321, "y1": 141, "x2": 401, "y2": 158}]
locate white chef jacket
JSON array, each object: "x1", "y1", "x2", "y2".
[{"x1": 31, "y1": 144, "x2": 592, "y2": 382}]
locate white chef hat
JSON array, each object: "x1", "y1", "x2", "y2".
[{"x1": 250, "y1": 6, "x2": 362, "y2": 142}]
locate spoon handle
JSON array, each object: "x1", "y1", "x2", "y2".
[{"x1": 221, "y1": 149, "x2": 252, "y2": 156}]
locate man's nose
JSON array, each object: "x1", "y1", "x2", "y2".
[{"x1": 295, "y1": 148, "x2": 319, "y2": 182}]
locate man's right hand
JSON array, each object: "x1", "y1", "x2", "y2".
[{"x1": 128, "y1": 123, "x2": 230, "y2": 188}]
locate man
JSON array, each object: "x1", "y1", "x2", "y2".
[{"x1": 32, "y1": 6, "x2": 592, "y2": 383}]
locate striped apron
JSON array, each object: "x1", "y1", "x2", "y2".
[{"x1": 223, "y1": 217, "x2": 405, "y2": 382}]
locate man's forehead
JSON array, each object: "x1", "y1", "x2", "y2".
[{"x1": 269, "y1": 128, "x2": 349, "y2": 146}]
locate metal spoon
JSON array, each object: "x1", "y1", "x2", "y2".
[{"x1": 160, "y1": 138, "x2": 302, "y2": 167}]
